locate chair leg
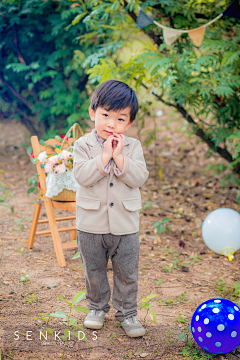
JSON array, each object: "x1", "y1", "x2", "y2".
[
  {"x1": 70, "y1": 220, "x2": 77, "y2": 241},
  {"x1": 44, "y1": 196, "x2": 66, "y2": 267},
  {"x1": 27, "y1": 201, "x2": 42, "y2": 249}
]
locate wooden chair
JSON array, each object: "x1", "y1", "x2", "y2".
[{"x1": 27, "y1": 136, "x2": 78, "y2": 267}]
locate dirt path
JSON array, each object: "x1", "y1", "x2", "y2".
[{"x1": 1, "y1": 113, "x2": 240, "y2": 360}]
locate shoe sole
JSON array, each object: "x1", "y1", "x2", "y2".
[
  {"x1": 124, "y1": 329, "x2": 146, "y2": 337},
  {"x1": 84, "y1": 320, "x2": 104, "y2": 330}
]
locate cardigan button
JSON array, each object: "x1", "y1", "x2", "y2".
[
  {"x1": 110, "y1": 202, "x2": 114, "y2": 207},
  {"x1": 110, "y1": 183, "x2": 113, "y2": 187}
]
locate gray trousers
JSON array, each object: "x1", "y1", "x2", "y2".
[{"x1": 77, "y1": 230, "x2": 140, "y2": 322}]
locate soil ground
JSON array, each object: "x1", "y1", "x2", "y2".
[{"x1": 1, "y1": 111, "x2": 240, "y2": 360}]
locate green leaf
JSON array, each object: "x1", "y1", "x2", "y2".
[
  {"x1": 161, "y1": 218, "x2": 171, "y2": 224},
  {"x1": 149, "y1": 309, "x2": 157, "y2": 324},
  {"x1": 39, "y1": 139, "x2": 46, "y2": 145},
  {"x1": 73, "y1": 306, "x2": 90, "y2": 313},
  {"x1": 161, "y1": 266, "x2": 172, "y2": 273},
  {"x1": 50, "y1": 311, "x2": 67, "y2": 319},
  {"x1": 157, "y1": 224, "x2": 164, "y2": 233},
  {"x1": 46, "y1": 328, "x2": 54, "y2": 335},
  {"x1": 71, "y1": 252, "x2": 81, "y2": 260},
  {"x1": 27, "y1": 146, "x2": 33, "y2": 156},
  {"x1": 69, "y1": 318, "x2": 77, "y2": 327},
  {"x1": 27, "y1": 188, "x2": 35, "y2": 194},
  {"x1": 55, "y1": 135, "x2": 62, "y2": 141},
  {"x1": 72, "y1": 291, "x2": 86, "y2": 306},
  {"x1": 152, "y1": 221, "x2": 160, "y2": 228},
  {"x1": 57, "y1": 296, "x2": 71, "y2": 307},
  {"x1": 141, "y1": 296, "x2": 149, "y2": 303},
  {"x1": 155, "y1": 279, "x2": 162, "y2": 285},
  {"x1": 148, "y1": 293, "x2": 158, "y2": 300},
  {"x1": 178, "y1": 333, "x2": 187, "y2": 340}
]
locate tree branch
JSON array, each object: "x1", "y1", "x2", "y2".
[
  {"x1": 123, "y1": 0, "x2": 162, "y2": 46},
  {"x1": 138, "y1": 79, "x2": 240, "y2": 174},
  {"x1": 0, "y1": 72, "x2": 33, "y2": 110},
  {"x1": 1, "y1": 93, "x2": 45, "y2": 136}
]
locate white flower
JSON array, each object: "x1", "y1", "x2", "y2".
[
  {"x1": 37, "y1": 151, "x2": 48, "y2": 163},
  {"x1": 45, "y1": 162, "x2": 53, "y2": 173}
]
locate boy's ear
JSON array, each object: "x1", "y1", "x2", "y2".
[{"x1": 89, "y1": 106, "x2": 95, "y2": 121}]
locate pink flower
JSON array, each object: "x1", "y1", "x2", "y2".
[
  {"x1": 59, "y1": 150, "x2": 70, "y2": 161},
  {"x1": 48, "y1": 155, "x2": 59, "y2": 165},
  {"x1": 45, "y1": 162, "x2": 53, "y2": 173},
  {"x1": 54, "y1": 164, "x2": 67, "y2": 174},
  {"x1": 38, "y1": 182, "x2": 41, "y2": 188},
  {"x1": 29, "y1": 152, "x2": 35, "y2": 160}
]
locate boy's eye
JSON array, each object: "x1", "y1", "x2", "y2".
[
  {"x1": 118, "y1": 118, "x2": 124, "y2": 122},
  {"x1": 103, "y1": 113, "x2": 108, "y2": 117}
]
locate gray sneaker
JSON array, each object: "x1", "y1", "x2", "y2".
[
  {"x1": 121, "y1": 316, "x2": 145, "y2": 337},
  {"x1": 84, "y1": 310, "x2": 106, "y2": 329}
]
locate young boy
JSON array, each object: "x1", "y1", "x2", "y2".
[{"x1": 73, "y1": 80, "x2": 149, "y2": 337}]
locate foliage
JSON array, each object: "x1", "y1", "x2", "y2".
[
  {"x1": 177, "y1": 313, "x2": 187, "y2": 324},
  {"x1": 0, "y1": 180, "x2": 15, "y2": 212},
  {"x1": 26, "y1": 293, "x2": 39, "y2": 304},
  {"x1": 139, "y1": 293, "x2": 158, "y2": 323},
  {"x1": 69, "y1": 0, "x2": 240, "y2": 188},
  {"x1": 0, "y1": 0, "x2": 95, "y2": 137},
  {"x1": 152, "y1": 217, "x2": 171, "y2": 234},
  {"x1": 20, "y1": 269, "x2": 29, "y2": 282},
  {"x1": 213, "y1": 278, "x2": 240, "y2": 306},
  {"x1": 46, "y1": 291, "x2": 90, "y2": 359}
]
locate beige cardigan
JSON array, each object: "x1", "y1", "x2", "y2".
[{"x1": 73, "y1": 128, "x2": 149, "y2": 235}]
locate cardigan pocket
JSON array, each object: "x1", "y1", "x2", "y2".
[
  {"x1": 77, "y1": 196, "x2": 100, "y2": 210},
  {"x1": 122, "y1": 198, "x2": 142, "y2": 211}
]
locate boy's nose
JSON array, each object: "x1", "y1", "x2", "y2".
[{"x1": 107, "y1": 119, "x2": 116, "y2": 128}]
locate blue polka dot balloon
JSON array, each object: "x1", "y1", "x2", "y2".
[{"x1": 191, "y1": 298, "x2": 240, "y2": 354}]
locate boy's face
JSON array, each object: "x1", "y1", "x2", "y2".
[{"x1": 89, "y1": 106, "x2": 133, "y2": 140}]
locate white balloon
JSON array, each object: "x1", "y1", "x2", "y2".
[{"x1": 202, "y1": 208, "x2": 240, "y2": 255}]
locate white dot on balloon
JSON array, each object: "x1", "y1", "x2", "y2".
[
  {"x1": 198, "y1": 337, "x2": 203, "y2": 342},
  {"x1": 196, "y1": 315, "x2": 199, "y2": 321},
  {"x1": 201, "y1": 304, "x2": 206, "y2": 309},
  {"x1": 204, "y1": 318, "x2": 209, "y2": 324},
  {"x1": 192, "y1": 327, "x2": 195, "y2": 333},
  {"x1": 215, "y1": 342, "x2": 221, "y2": 347},
  {"x1": 217, "y1": 324, "x2": 225, "y2": 331},
  {"x1": 234, "y1": 306, "x2": 239, "y2": 312},
  {"x1": 231, "y1": 331, "x2": 237, "y2": 338},
  {"x1": 198, "y1": 327, "x2": 202, "y2": 332},
  {"x1": 206, "y1": 332, "x2": 212, "y2": 338},
  {"x1": 213, "y1": 308, "x2": 219, "y2": 313},
  {"x1": 204, "y1": 347, "x2": 209, "y2": 351},
  {"x1": 214, "y1": 300, "x2": 221, "y2": 303},
  {"x1": 228, "y1": 314, "x2": 234, "y2": 320}
]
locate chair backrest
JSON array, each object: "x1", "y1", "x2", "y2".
[{"x1": 31, "y1": 136, "x2": 74, "y2": 197}]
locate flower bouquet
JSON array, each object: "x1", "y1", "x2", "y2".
[{"x1": 27, "y1": 123, "x2": 84, "y2": 202}]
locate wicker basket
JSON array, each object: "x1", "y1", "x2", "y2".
[
  {"x1": 47, "y1": 123, "x2": 84, "y2": 202},
  {"x1": 51, "y1": 188, "x2": 76, "y2": 202}
]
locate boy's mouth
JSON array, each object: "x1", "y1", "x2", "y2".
[{"x1": 104, "y1": 130, "x2": 113, "y2": 135}]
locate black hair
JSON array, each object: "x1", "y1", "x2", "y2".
[{"x1": 90, "y1": 80, "x2": 138, "y2": 123}]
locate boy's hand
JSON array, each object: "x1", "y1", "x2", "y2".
[
  {"x1": 112, "y1": 133, "x2": 125, "y2": 160},
  {"x1": 102, "y1": 135, "x2": 115, "y2": 166}
]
